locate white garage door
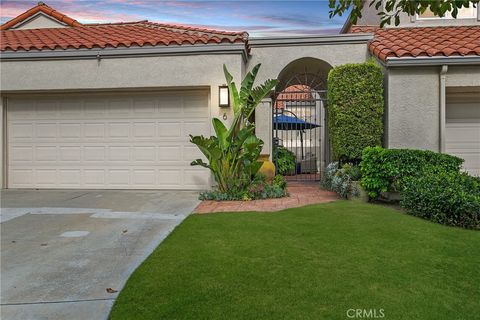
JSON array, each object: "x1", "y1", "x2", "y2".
[
  {"x1": 7, "y1": 91, "x2": 211, "y2": 189},
  {"x1": 445, "y1": 92, "x2": 480, "y2": 176}
]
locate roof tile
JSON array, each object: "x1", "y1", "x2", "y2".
[
  {"x1": 1, "y1": 21, "x2": 248, "y2": 52},
  {"x1": 368, "y1": 26, "x2": 480, "y2": 61}
]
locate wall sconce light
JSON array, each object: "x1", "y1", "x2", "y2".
[{"x1": 219, "y1": 85, "x2": 230, "y2": 108}]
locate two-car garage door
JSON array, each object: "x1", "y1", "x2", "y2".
[{"x1": 6, "y1": 91, "x2": 211, "y2": 189}]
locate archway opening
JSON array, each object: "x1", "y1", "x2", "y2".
[{"x1": 273, "y1": 58, "x2": 332, "y2": 181}]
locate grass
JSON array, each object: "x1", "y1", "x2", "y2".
[{"x1": 109, "y1": 201, "x2": 480, "y2": 320}]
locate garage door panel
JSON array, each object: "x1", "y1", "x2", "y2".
[
  {"x1": 60, "y1": 123, "x2": 82, "y2": 138},
  {"x1": 7, "y1": 91, "x2": 211, "y2": 189},
  {"x1": 10, "y1": 169, "x2": 33, "y2": 187},
  {"x1": 84, "y1": 99, "x2": 106, "y2": 114},
  {"x1": 36, "y1": 146, "x2": 57, "y2": 161},
  {"x1": 184, "y1": 169, "x2": 210, "y2": 188},
  {"x1": 84, "y1": 169, "x2": 105, "y2": 186},
  {"x1": 36, "y1": 100, "x2": 58, "y2": 117},
  {"x1": 11, "y1": 146, "x2": 33, "y2": 162},
  {"x1": 11, "y1": 123, "x2": 33, "y2": 138},
  {"x1": 36, "y1": 169, "x2": 58, "y2": 186},
  {"x1": 60, "y1": 100, "x2": 83, "y2": 115},
  {"x1": 60, "y1": 146, "x2": 81, "y2": 161},
  {"x1": 59, "y1": 169, "x2": 81, "y2": 186}
]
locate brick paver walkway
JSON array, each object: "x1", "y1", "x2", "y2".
[{"x1": 194, "y1": 181, "x2": 338, "y2": 214}]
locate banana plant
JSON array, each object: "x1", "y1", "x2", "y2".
[{"x1": 190, "y1": 63, "x2": 278, "y2": 193}]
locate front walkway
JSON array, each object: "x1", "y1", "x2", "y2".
[
  {"x1": 194, "y1": 181, "x2": 338, "y2": 213},
  {"x1": 0, "y1": 189, "x2": 199, "y2": 320}
]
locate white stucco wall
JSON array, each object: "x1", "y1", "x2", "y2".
[
  {"x1": 255, "y1": 99, "x2": 272, "y2": 157},
  {"x1": 386, "y1": 67, "x2": 441, "y2": 151},
  {"x1": 0, "y1": 97, "x2": 3, "y2": 188},
  {"x1": 248, "y1": 42, "x2": 369, "y2": 84},
  {"x1": 12, "y1": 14, "x2": 67, "y2": 30},
  {"x1": 386, "y1": 65, "x2": 480, "y2": 152}
]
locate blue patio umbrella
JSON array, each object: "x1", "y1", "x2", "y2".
[
  {"x1": 273, "y1": 114, "x2": 320, "y2": 130},
  {"x1": 273, "y1": 114, "x2": 320, "y2": 159}
]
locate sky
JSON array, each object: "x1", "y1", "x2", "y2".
[{"x1": 0, "y1": 0, "x2": 349, "y2": 36}]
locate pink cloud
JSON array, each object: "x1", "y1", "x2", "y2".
[{"x1": 0, "y1": 0, "x2": 143, "y2": 23}]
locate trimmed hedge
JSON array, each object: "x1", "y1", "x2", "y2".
[
  {"x1": 360, "y1": 146, "x2": 464, "y2": 198},
  {"x1": 401, "y1": 172, "x2": 480, "y2": 229},
  {"x1": 327, "y1": 60, "x2": 384, "y2": 161}
]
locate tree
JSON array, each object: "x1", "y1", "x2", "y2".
[{"x1": 329, "y1": 0, "x2": 479, "y2": 27}]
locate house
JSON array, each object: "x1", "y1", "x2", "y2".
[
  {"x1": 341, "y1": 4, "x2": 480, "y2": 175},
  {"x1": 0, "y1": 2, "x2": 478, "y2": 191}
]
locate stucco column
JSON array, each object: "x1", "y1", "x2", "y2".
[
  {"x1": 440, "y1": 65, "x2": 448, "y2": 153},
  {"x1": 256, "y1": 98, "x2": 273, "y2": 159},
  {"x1": 0, "y1": 96, "x2": 4, "y2": 188}
]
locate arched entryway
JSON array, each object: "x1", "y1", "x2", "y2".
[{"x1": 273, "y1": 57, "x2": 332, "y2": 181}]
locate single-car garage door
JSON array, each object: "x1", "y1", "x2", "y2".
[
  {"x1": 446, "y1": 91, "x2": 480, "y2": 176},
  {"x1": 7, "y1": 91, "x2": 211, "y2": 189}
]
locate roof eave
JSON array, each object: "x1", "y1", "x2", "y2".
[
  {"x1": 0, "y1": 42, "x2": 250, "y2": 63},
  {"x1": 249, "y1": 33, "x2": 373, "y2": 47},
  {"x1": 384, "y1": 55, "x2": 480, "y2": 67}
]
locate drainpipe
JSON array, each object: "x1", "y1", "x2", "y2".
[{"x1": 440, "y1": 65, "x2": 448, "y2": 153}]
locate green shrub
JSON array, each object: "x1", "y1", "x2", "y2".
[
  {"x1": 321, "y1": 162, "x2": 361, "y2": 199},
  {"x1": 273, "y1": 146, "x2": 296, "y2": 175},
  {"x1": 327, "y1": 60, "x2": 384, "y2": 162},
  {"x1": 272, "y1": 174, "x2": 287, "y2": 190},
  {"x1": 320, "y1": 162, "x2": 339, "y2": 190},
  {"x1": 199, "y1": 174, "x2": 288, "y2": 201},
  {"x1": 401, "y1": 171, "x2": 480, "y2": 229},
  {"x1": 360, "y1": 146, "x2": 464, "y2": 198}
]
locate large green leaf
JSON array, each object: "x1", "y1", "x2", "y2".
[
  {"x1": 189, "y1": 135, "x2": 222, "y2": 160},
  {"x1": 191, "y1": 159, "x2": 211, "y2": 169},
  {"x1": 239, "y1": 64, "x2": 261, "y2": 105},
  {"x1": 223, "y1": 64, "x2": 241, "y2": 116},
  {"x1": 212, "y1": 118, "x2": 228, "y2": 150}
]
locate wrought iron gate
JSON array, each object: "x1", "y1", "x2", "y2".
[{"x1": 272, "y1": 86, "x2": 327, "y2": 181}]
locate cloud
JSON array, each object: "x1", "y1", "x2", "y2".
[{"x1": 0, "y1": 0, "x2": 346, "y2": 36}]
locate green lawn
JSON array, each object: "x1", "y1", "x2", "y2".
[{"x1": 110, "y1": 201, "x2": 480, "y2": 320}]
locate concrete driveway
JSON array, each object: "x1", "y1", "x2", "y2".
[{"x1": 0, "y1": 189, "x2": 199, "y2": 320}]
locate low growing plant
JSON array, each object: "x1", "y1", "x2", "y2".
[
  {"x1": 320, "y1": 162, "x2": 339, "y2": 191},
  {"x1": 272, "y1": 174, "x2": 287, "y2": 190},
  {"x1": 360, "y1": 146, "x2": 463, "y2": 198},
  {"x1": 273, "y1": 146, "x2": 296, "y2": 175},
  {"x1": 401, "y1": 171, "x2": 480, "y2": 229},
  {"x1": 199, "y1": 174, "x2": 288, "y2": 201},
  {"x1": 321, "y1": 162, "x2": 361, "y2": 199}
]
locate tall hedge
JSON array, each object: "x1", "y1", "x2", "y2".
[{"x1": 327, "y1": 60, "x2": 384, "y2": 161}]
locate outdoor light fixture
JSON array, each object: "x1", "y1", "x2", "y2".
[{"x1": 219, "y1": 85, "x2": 230, "y2": 108}]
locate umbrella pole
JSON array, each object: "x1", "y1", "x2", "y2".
[{"x1": 300, "y1": 131, "x2": 304, "y2": 160}]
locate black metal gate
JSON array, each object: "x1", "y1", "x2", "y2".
[{"x1": 272, "y1": 86, "x2": 326, "y2": 181}]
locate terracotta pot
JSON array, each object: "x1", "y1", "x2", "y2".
[{"x1": 258, "y1": 154, "x2": 275, "y2": 182}]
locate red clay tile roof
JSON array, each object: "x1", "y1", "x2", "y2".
[
  {"x1": 275, "y1": 85, "x2": 315, "y2": 109},
  {"x1": 369, "y1": 26, "x2": 480, "y2": 61},
  {"x1": 0, "y1": 21, "x2": 248, "y2": 51},
  {"x1": 0, "y1": 2, "x2": 248, "y2": 52},
  {"x1": 0, "y1": 2, "x2": 82, "y2": 30},
  {"x1": 349, "y1": 25, "x2": 380, "y2": 33}
]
